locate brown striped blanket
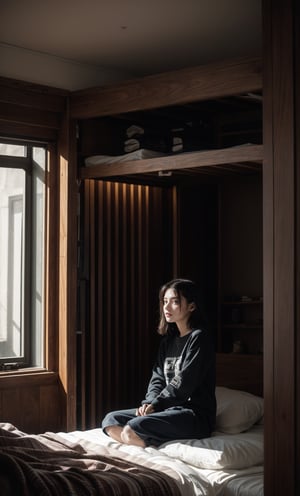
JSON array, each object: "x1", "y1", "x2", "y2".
[{"x1": 0, "y1": 423, "x2": 181, "y2": 496}]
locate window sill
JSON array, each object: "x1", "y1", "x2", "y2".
[{"x1": 0, "y1": 369, "x2": 58, "y2": 387}]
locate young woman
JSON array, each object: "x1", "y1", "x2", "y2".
[{"x1": 102, "y1": 278, "x2": 216, "y2": 447}]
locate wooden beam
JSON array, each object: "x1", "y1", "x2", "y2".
[{"x1": 71, "y1": 57, "x2": 262, "y2": 119}]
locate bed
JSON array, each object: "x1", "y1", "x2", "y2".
[{"x1": 0, "y1": 386, "x2": 264, "y2": 496}]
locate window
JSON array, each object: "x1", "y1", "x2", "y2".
[{"x1": 0, "y1": 141, "x2": 46, "y2": 369}]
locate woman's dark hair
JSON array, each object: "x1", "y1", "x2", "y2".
[{"x1": 157, "y1": 278, "x2": 206, "y2": 335}]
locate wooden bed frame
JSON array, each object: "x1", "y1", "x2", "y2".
[
  {"x1": 69, "y1": 55, "x2": 264, "y2": 426},
  {"x1": 69, "y1": 9, "x2": 299, "y2": 495}
]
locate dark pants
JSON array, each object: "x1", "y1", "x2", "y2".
[{"x1": 102, "y1": 406, "x2": 211, "y2": 447}]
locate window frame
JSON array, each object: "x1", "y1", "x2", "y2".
[{"x1": 0, "y1": 139, "x2": 48, "y2": 370}]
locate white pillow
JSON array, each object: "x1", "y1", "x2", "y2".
[
  {"x1": 159, "y1": 426, "x2": 263, "y2": 470},
  {"x1": 215, "y1": 386, "x2": 264, "y2": 434}
]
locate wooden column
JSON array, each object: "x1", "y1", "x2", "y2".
[
  {"x1": 263, "y1": 0, "x2": 300, "y2": 494},
  {"x1": 57, "y1": 103, "x2": 78, "y2": 431}
]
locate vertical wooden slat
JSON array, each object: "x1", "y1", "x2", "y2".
[
  {"x1": 139, "y1": 185, "x2": 144, "y2": 393},
  {"x1": 106, "y1": 182, "x2": 112, "y2": 401},
  {"x1": 121, "y1": 183, "x2": 128, "y2": 407},
  {"x1": 89, "y1": 180, "x2": 96, "y2": 427},
  {"x1": 114, "y1": 184, "x2": 120, "y2": 393},
  {"x1": 96, "y1": 180, "x2": 104, "y2": 423},
  {"x1": 129, "y1": 184, "x2": 135, "y2": 402},
  {"x1": 143, "y1": 186, "x2": 150, "y2": 394}
]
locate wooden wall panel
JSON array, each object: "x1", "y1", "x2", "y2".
[
  {"x1": 216, "y1": 353, "x2": 263, "y2": 397},
  {"x1": 78, "y1": 180, "x2": 174, "y2": 429},
  {"x1": 0, "y1": 76, "x2": 68, "y2": 141},
  {"x1": 0, "y1": 76, "x2": 67, "y2": 111},
  {"x1": 0, "y1": 389, "x2": 21, "y2": 427},
  {"x1": 39, "y1": 384, "x2": 63, "y2": 432},
  {"x1": 0, "y1": 372, "x2": 62, "y2": 433},
  {"x1": 0, "y1": 102, "x2": 61, "y2": 129}
]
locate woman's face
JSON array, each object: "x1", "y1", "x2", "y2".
[{"x1": 163, "y1": 288, "x2": 193, "y2": 329}]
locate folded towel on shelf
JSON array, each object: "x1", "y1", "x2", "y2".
[
  {"x1": 123, "y1": 133, "x2": 170, "y2": 154},
  {"x1": 172, "y1": 144, "x2": 184, "y2": 153},
  {"x1": 171, "y1": 136, "x2": 183, "y2": 152},
  {"x1": 126, "y1": 124, "x2": 144, "y2": 138},
  {"x1": 124, "y1": 138, "x2": 140, "y2": 153},
  {"x1": 87, "y1": 118, "x2": 215, "y2": 157}
]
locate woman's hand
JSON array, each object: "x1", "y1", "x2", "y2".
[
  {"x1": 136, "y1": 404, "x2": 148, "y2": 416},
  {"x1": 144, "y1": 404, "x2": 155, "y2": 415},
  {"x1": 136, "y1": 404, "x2": 155, "y2": 416}
]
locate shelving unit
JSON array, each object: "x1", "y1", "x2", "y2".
[
  {"x1": 73, "y1": 57, "x2": 263, "y2": 187},
  {"x1": 220, "y1": 299, "x2": 263, "y2": 354}
]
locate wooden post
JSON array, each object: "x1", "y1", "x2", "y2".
[
  {"x1": 57, "y1": 102, "x2": 78, "y2": 431},
  {"x1": 263, "y1": 0, "x2": 300, "y2": 493}
]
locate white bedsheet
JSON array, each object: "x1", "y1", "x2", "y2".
[
  {"x1": 57, "y1": 426, "x2": 264, "y2": 496},
  {"x1": 221, "y1": 471, "x2": 263, "y2": 496}
]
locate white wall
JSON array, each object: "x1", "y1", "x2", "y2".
[{"x1": 0, "y1": 44, "x2": 132, "y2": 90}]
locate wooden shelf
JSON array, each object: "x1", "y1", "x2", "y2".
[
  {"x1": 222, "y1": 299, "x2": 263, "y2": 305},
  {"x1": 223, "y1": 324, "x2": 263, "y2": 329},
  {"x1": 71, "y1": 57, "x2": 262, "y2": 120},
  {"x1": 79, "y1": 143, "x2": 263, "y2": 180}
]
